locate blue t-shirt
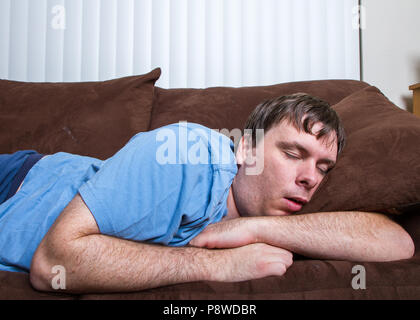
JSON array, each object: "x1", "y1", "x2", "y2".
[{"x1": 0, "y1": 123, "x2": 237, "y2": 273}]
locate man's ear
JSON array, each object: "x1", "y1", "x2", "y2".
[{"x1": 235, "y1": 134, "x2": 252, "y2": 165}]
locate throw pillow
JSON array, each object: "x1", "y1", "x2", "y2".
[
  {"x1": 299, "y1": 86, "x2": 420, "y2": 215},
  {"x1": 0, "y1": 68, "x2": 161, "y2": 159}
]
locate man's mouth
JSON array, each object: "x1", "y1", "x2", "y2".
[{"x1": 284, "y1": 197, "x2": 308, "y2": 212}]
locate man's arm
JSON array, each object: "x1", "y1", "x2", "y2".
[
  {"x1": 190, "y1": 211, "x2": 415, "y2": 262},
  {"x1": 30, "y1": 194, "x2": 293, "y2": 293}
]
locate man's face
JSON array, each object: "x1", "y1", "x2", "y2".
[{"x1": 232, "y1": 119, "x2": 338, "y2": 217}]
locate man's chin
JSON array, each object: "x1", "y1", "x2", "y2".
[
  {"x1": 264, "y1": 209, "x2": 293, "y2": 217},
  {"x1": 238, "y1": 207, "x2": 293, "y2": 217}
]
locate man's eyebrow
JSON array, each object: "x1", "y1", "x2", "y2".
[{"x1": 277, "y1": 141, "x2": 336, "y2": 166}]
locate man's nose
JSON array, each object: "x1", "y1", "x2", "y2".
[{"x1": 296, "y1": 162, "x2": 318, "y2": 189}]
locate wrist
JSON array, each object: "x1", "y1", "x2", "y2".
[
  {"x1": 251, "y1": 216, "x2": 286, "y2": 245},
  {"x1": 199, "y1": 248, "x2": 232, "y2": 282},
  {"x1": 248, "y1": 216, "x2": 268, "y2": 243},
  {"x1": 228, "y1": 217, "x2": 262, "y2": 246}
]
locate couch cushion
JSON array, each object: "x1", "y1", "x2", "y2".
[
  {"x1": 0, "y1": 270, "x2": 75, "y2": 300},
  {"x1": 299, "y1": 86, "x2": 420, "y2": 216},
  {"x1": 149, "y1": 80, "x2": 369, "y2": 131},
  {"x1": 0, "y1": 68, "x2": 161, "y2": 159}
]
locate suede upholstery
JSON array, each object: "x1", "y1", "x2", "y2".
[
  {"x1": 0, "y1": 69, "x2": 419, "y2": 300},
  {"x1": 0, "y1": 68, "x2": 161, "y2": 159}
]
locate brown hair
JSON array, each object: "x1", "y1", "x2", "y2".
[{"x1": 244, "y1": 93, "x2": 346, "y2": 155}]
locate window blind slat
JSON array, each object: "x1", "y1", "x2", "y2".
[
  {"x1": 27, "y1": 0, "x2": 47, "y2": 82},
  {"x1": 81, "y1": 0, "x2": 100, "y2": 81},
  {"x1": 0, "y1": 0, "x2": 11, "y2": 78}
]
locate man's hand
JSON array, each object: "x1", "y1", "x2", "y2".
[
  {"x1": 213, "y1": 243, "x2": 293, "y2": 282},
  {"x1": 189, "y1": 218, "x2": 293, "y2": 281}
]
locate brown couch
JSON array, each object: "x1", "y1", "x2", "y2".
[{"x1": 1, "y1": 68, "x2": 419, "y2": 300}]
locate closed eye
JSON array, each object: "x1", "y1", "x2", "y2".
[
  {"x1": 318, "y1": 168, "x2": 328, "y2": 175},
  {"x1": 318, "y1": 166, "x2": 334, "y2": 176},
  {"x1": 285, "y1": 152, "x2": 300, "y2": 160},
  {"x1": 286, "y1": 152, "x2": 330, "y2": 175}
]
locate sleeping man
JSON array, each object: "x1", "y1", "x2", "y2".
[{"x1": 0, "y1": 93, "x2": 414, "y2": 293}]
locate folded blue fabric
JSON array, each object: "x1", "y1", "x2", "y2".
[{"x1": 0, "y1": 150, "x2": 40, "y2": 205}]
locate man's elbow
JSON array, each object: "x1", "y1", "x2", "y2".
[
  {"x1": 29, "y1": 242, "x2": 59, "y2": 292},
  {"x1": 373, "y1": 214, "x2": 415, "y2": 262},
  {"x1": 383, "y1": 226, "x2": 416, "y2": 261},
  {"x1": 30, "y1": 269, "x2": 52, "y2": 292},
  {"x1": 396, "y1": 231, "x2": 415, "y2": 260}
]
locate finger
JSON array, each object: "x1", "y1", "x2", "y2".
[
  {"x1": 190, "y1": 234, "x2": 214, "y2": 248},
  {"x1": 189, "y1": 238, "x2": 203, "y2": 247},
  {"x1": 263, "y1": 262, "x2": 288, "y2": 277},
  {"x1": 263, "y1": 247, "x2": 294, "y2": 268}
]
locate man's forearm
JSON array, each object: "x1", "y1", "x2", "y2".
[
  {"x1": 252, "y1": 211, "x2": 414, "y2": 262},
  {"x1": 31, "y1": 232, "x2": 294, "y2": 293},
  {"x1": 31, "y1": 233, "x2": 224, "y2": 293}
]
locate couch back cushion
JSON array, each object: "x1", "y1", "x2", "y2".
[
  {"x1": 149, "y1": 80, "x2": 370, "y2": 131},
  {"x1": 299, "y1": 86, "x2": 420, "y2": 216},
  {"x1": 0, "y1": 68, "x2": 161, "y2": 159}
]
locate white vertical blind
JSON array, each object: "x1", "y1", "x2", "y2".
[
  {"x1": 133, "y1": 0, "x2": 152, "y2": 77},
  {"x1": 277, "y1": 0, "x2": 293, "y2": 83},
  {"x1": 0, "y1": 0, "x2": 11, "y2": 78},
  {"x1": 116, "y1": 0, "x2": 134, "y2": 78},
  {"x1": 0, "y1": 0, "x2": 360, "y2": 87},
  {"x1": 205, "y1": 0, "x2": 223, "y2": 87},
  {"x1": 8, "y1": 0, "x2": 29, "y2": 81},
  {"x1": 309, "y1": 0, "x2": 328, "y2": 80},
  {"x1": 81, "y1": 0, "x2": 100, "y2": 80},
  {"x1": 99, "y1": 0, "x2": 117, "y2": 80},
  {"x1": 45, "y1": 0, "x2": 64, "y2": 81},
  {"x1": 63, "y1": 0, "x2": 82, "y2": 82},
  {"x1": 27, "y1": 0, "x2": 47, "y2": 82},
  {"x1": 260, "y1": 0, "x2": 275, "y2": 85},
  {"x1": 224, "y1": 0, "x2": 242, "y2": 87},
  {"x1": 169, "y1": 0, "x2": 187, "y2": 87},
  {"x1": 187, "y1": 0, "x2": 205, "y2": 88},
  {"x1": 344, "y1": 0, "x2": 361, "y2": 78},
  {"x1": 152, "y1": 0, "x2": 170, "y2": 86}
]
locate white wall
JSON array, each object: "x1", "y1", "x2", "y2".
[{"x1": 361, "y1": 0, "x2": 420, "y2": 110}]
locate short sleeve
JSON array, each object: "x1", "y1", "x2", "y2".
[{"x1": 78, "y1": 123, "x2": 237, "y2": 246}]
